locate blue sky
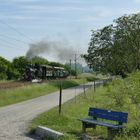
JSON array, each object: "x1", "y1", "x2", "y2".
[{"x1": 0, "y1": 0, "x2": 140, "y2": 62}]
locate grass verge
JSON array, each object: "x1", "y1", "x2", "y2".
[
  {"x1": 0, "y1": 76, "x2": 95, "y2": 107},
  {"x1": 30, "y1": 71, "x2": 140, "y2": 140}
]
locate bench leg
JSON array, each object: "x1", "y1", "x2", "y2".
[
  {"x1": 82, "y1": 122, "x2": 96, "y2": 133},
  {"x1": 92, "y1": 124, "x2": 96, "y2": 129},
  {"x1": 107, "y1": 128, "x2": 118, "y2": 140},
  {"x1": 82, "y1": 122, "x2": 86, "y2": 133}
]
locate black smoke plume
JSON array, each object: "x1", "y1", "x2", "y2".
[{"x1": 26, "y1": 39, "x2": 75, "y2": 62}]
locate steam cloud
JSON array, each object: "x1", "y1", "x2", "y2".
[{"x1": 26, "y1": 39, "x2": 76, "y2": 62}]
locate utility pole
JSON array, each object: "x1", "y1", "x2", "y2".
[{"x1": 75, "y1": 54, "x2": 77, "y2": 79}]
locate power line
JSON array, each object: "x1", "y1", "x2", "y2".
[
  {"x1": 0, "y1": 19, "x2": 32, "y2": 53},
  {"x1": 0, "y1": 43, "x2": 24, "y2": 52},
  {"x1": 0, "y1": 44, "x2": 23, "y2": 52},
  {"x1": 0, "y1": 34, "x2": 29, "y2": 45},
  {"x1": 0, "y1": 19, "x2": 34, "y2": 43},
  {"x1": 0, "y1": 37, "x2": 26, "y2": 51}
]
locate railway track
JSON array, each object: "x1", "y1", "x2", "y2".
[
  {"x1": 0, "y1": 78, "x2": 69, "y2": 90},
  {"x1": 0, "y1": 81, "x2": 32, "y2": 89}
]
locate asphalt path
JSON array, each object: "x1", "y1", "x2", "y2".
[{"x1": 0, "y1": 81, "x2": 101, "y2": 140}]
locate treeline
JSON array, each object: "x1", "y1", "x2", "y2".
[
  {"x1": 0, "y1": 56, "x2": 75, "y2": 80},
  {"x1": 84, "y1": 13, "x2": 140, "y2": 77}
]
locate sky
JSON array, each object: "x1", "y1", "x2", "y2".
[{"x1": 0, "y1": 0, "x2": 140, "y2": 63}]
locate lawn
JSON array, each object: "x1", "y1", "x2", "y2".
[
  {"x1": 30, "y1": 71, "x2": 140, "y2": 140},
  {"x1": 0, "y1": 76, "x2": 96, "y2": 107},
  {"x1": 0, "y1": 80, "x2": 15, "y2": 83}
]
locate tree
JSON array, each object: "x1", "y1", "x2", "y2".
[
  {"x1": 12, "y1": 56, "x2": 29, "y2": 79},
  {"x1": 30, "y1": 56, "x2": 49, "y2": 65},
  {"x1": 49, "y1": 61, "x2": 64, "y2": 67},
  {"x1": 6, "y1": 64, "x2": 18, "y2": 80},
  {"x1": 84, "y1": 13, "x2": 140, "y2": 77},
  {"x1": 0, "y1": 56, "x2": 10, "y2": 79}
]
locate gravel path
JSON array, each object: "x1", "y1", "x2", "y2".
[{"x1": 0, "y1": 82, "x2": 96, "y2": 140}]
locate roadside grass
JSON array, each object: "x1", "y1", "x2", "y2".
[
  {"x1": 29, "y1": 85, "x2": 109, "y2": 140},
  {"x1": 30, "y1": 71, "x2": 140, "y2": 140},
  {"x1": 78, "y1": 73, "x2": 99, "y2": 82},
  {"x1": 0, "y1": 80, "x2": 15, "y2": 83},
  {"x1": 0, "y1": 77, "x2": 93, "y2": 107}
]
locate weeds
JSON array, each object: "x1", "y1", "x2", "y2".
[{"x1": 30, "y1": 71, "x2": 140, "y2": 139}]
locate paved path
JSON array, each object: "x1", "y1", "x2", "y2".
[{"x1": 0, "y1": 82, "x2": 98, "y2": 140}]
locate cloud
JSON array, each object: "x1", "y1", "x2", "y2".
[
  {"x1": 21, "y1": 4, "x2": 87, "y2": 14},
  {"x1": 0, "y1": 15, "x2": 37, "y2": 20},
  {"x1": 4, "y1": 0, "x2": 39, "y2": 3},
  {"x1": 20, "y1": 4, "x2": 112, "y2": 21},
  {"x1": 134, "y1": 0, "x2": 140, "y2": 2}
]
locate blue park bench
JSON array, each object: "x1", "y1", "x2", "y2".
[{"x1": 79, "y1": 107, "x2": 128, "y2": 140}]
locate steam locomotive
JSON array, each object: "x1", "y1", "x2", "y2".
[{"x1": 24, "y1": 64, "x2": 68, "y2": 81}]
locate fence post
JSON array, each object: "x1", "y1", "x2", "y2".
[
  {"x1": 83, "y1": 83, "x2": 86, "y2": 96},
  {"x1": 94, "y1": 80, "x2": 96, "y2": 92},
  {"x1": 59, "y1": 80, "x2": 62, "y2": 115}
]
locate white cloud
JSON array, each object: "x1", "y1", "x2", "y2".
[
  {"x1": 134, "y1": 0, "x2": 140, "y2": 3},
  {"x1": 21, "y1": 5, "x2": 86, "y2": 13},
  {"x1": 95, "y1": 8, "x2": 112, "y2": 18},
  {"x1": 5, "y1": 0, "x2": 39, "y2": 2}
]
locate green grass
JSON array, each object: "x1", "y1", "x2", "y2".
[
  {"x1": 78, "y1": 73, "x2": 99, "y2": 81},
  {"x1": 30, "y1": 71, "x2": 140, "y2": 140},
  {"x1": 0, "y1": 80, "x2": 15, "y2": 83},
  {"x1": 30, "y1": 85, "x2": 108, "y2": 140},
  {"x1": 0, "y1": 77, "x2": 91, "y2": 107}
]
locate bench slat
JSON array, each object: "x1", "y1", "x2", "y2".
[
  {"x1": 79, "y1": 118, "x2": 124, "y2": 128},
  {"x1": 79, "y1": 107, "x2": 128, "y2": 140},
  {"x1": 88, "y1": 108, "x2": 128, "y2": 123}
]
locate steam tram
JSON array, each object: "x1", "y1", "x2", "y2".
[{"x1": 24, "y1": 64, "x2": 68, "y2": 81}]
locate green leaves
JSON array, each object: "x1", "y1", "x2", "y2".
[
  {"x1": 0, "y1": 56, "x2": 10, "y2": 79},
  {"x1": 84, "y1": 13, "x2": 140, "y2": 77}
]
